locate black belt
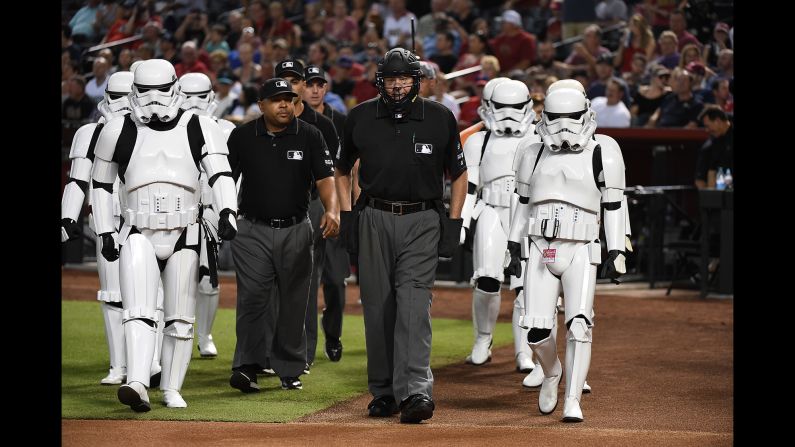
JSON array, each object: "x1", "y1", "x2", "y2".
[
  {"x1": 367, "y1": 198, "x2": 435, "y2": 216},
  {"x1": 242, "y1": 213, "x2": 305, "y2": 229}
]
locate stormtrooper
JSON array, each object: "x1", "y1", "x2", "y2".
[
  {"x1": 458, "y1": 79, "x2": 539, "y2": 372},
  {"x1": 61, "y1": 70, "x2": 165, "y2": 386},
  {"x1": 520, "y1": 80, "x2": 633, "y2": 391},
  {"x1": 91, "y1": 59, "x2": 238, "y2": 411},
  {"x1": 178, "y1": 72, "x2": 237, "y2": 358},
  {"x1": 505, "y1": 80, "x2": 629, "y2": 422}
]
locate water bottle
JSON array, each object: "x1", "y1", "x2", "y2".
[
  {"x1": 723, "y1": 168, "x2": 733, "y2": 190},
  {"x1": 715, "y1": 167, "x2": 726, "y2": 190}
]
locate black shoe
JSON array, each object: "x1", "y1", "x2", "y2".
[
  {"x1": 230, "y1": 370, "x2": 260, "y2": 393},
  {"x1": 325, "y1": 339, "x2": 343, "y2": 362},
  {"x1": 368, "y1": 395, "x2": 399, "y2": 417},
  {"x1": 280, "y1": 376, "x2": 303, "y2": 390},
  {"x1": 303, "y1": 363, "x2": 312, "y2": 375},
  {"x1": 399, "y1": 394, "x2": 435, "y2": 423}
]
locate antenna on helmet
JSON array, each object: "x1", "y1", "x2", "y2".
[{"x1": 411, "y1": 18, "x2": 416, "y2": 56}]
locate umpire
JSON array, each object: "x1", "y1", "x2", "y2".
[
  {"x1": 227, "y1": 77, "x2": 339, "y2": 392},
  {"x1": 273, "y1": 59, "x2": 346, "y2": 370},
  {"x1": 303, "y1": 64, "x2": 350, "y2": 364},
  {"x1": 335, "y1": 48, "x2": 468, "y2": 423}
]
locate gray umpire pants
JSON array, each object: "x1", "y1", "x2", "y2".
[
  {"x1": 231, "y1": 216, "x2": 313, "y2": 378},
  {"x1": 306, "y1": 198, "x2": 350, "y2": 364},
  {"x1": 358, "y1": 206, "x2": 440, "y2": 403}
]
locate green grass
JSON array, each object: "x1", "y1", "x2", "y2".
[{"x1": 62, "y1": 300, "x2": 513, "y2": 422}]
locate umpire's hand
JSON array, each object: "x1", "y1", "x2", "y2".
[{"x1": 320, "y1": 211, "x2": 340, "y2": 239}]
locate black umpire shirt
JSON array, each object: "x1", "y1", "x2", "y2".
[
  {"x1": 337, "y1": 96, "x2": 467, "y2": 202},
  {"x1": 227, "y1": 117, "x2": 335, "y2": 220},
  {"x1": 298, "y1": 100, "x2": 339, "y2": 166},
  {"x1": 322, "y1": 102, "x2": 347, "y2": 150}
]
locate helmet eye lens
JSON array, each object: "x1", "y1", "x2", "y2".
[
  {"x1": 545, "y1": 110, "x2": 585, "y2": 121},
  {"x1": 108, "y1": 93, "x2": 125, "y2": 100},
  {"x1": 137, "y1": 87, "x2": 151, "y2": 93},
  {"x1": 157, "y1": 86, "x2": 171, "y2": 92},
  {"x1": 493, "y1": 100, "x2": 529, "y2": 110}
]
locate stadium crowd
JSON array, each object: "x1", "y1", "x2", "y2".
[{"x1": 62, "y1": 0, "x2": 733, "y2": 130}]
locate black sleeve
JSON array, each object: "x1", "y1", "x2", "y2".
[
  {"x1": 336, "y1": 107, "x2": 359, "y2": 175},
  {"x1": 444, "y1": 108, "x2": 467, "y2": 180},
  {"x1": 308, "y1": 125, "x2": 335, "y2": 181},
  {"x1": 227, "y1": 127, "x2": 242, "y2": 183},
  {"x1": 317, "y1": 115, "x2": 340, "y2": 168}
]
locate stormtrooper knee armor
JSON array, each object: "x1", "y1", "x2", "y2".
[{"x1": 92, "y1": 60, "x2": 238, "y2": 411}]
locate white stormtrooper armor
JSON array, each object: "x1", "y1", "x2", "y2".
[
  {"x1": 459, "y1": 80, "x2": 540, "y2": 370},
  {"x1": 506, "y1": 84, "x2": 627, "y2": 422},
  {"x1": 477, "y1": 77, "x2": 509, "y2": 131},
  {"x1": 62, "y1": 71, "x2": 133, "y2": 385},
  {"x1": 178, "y1": 72, "x2": 237, "y2": 358},
  {"x1": 488, "y1": 80, "x2": 536, "y2": 137},
  {"x1": 91, "y1": 59, "x2": 238, "y2": 412}
]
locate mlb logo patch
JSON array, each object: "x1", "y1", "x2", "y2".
[
  {"x1": 275, "y1": 80, "x2": 288, "y2": 88},
  {"x1": 283, "y1": 61, "x2": 294, "y2": 68},
  {"x1": 309, "y1": 67, "x2": 320, "y2": 74},
  {"x1": 415, "y1": 143, "x2": 433, "y2": 154},
  {"x1": 287, "y1": 150, "x2": 303, "y2": 160}
]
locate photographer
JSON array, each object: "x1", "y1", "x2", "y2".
[
  {"x1": 102, "y1": 0, "x2": 152, "y2": 45},
  {"x1": 176, "y1": 6, "x2": 209, "y2": 45}
]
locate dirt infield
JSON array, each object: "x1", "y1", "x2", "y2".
[{"x1": 61, "y1": 268, "x2": 733, "y2": 446}]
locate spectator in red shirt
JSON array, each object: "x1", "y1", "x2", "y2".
[
  {"x1": 565, "y1": 24, "x2": 611, "y2": 80},
  {"x1": 351, "y1": 56, "x2": 379, "y2": 105},
  {"x1": 103, "y1": 0, "x2": 149, "y2": 46},
  {"x1": 174, "y1": 41, "x2": 210, "y2": 78},
  {"x1": 668, "y1": 9, "x2": 700, "y2": 51},
  {"x1": 489, "y1": 10, "x2": 537, "y2": 73},
  {"x1": 265, "y1": 1, "x2": 297, "y2": 48}
]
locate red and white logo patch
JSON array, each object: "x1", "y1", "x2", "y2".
[{"x1": 542, "y1": 248, "x2": 557, "y2": 264}]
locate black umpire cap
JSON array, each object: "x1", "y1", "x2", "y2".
[
  {"x1": 304, "y1": 65, "x2": 327, "y2": 83},
  {"x1": 275, "y1": 59, "x2": 305, "y2": 79},
  {"x1": 258, "y1": 78, "x2": 299, "y2": 101}
]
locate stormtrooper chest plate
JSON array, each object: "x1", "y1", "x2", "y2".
[
  {"x1": 480, "y1": 136, "x2": 523, "y2": 184},
  {"x1": 529, "y1": 147, "x2": 601, "y2": 213},
  {"x1": 124, "y1": 125, "x2": 200, "y2": 192}
]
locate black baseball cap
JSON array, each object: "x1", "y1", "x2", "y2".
[
  {"x1": 275, "y1": 59, "x2": 305, "y2": 79},
  {"x1": 258, "y1": 78, "x2": 299, "y2": 101},
  {"x1": 304, "y1": 65, "x2": 327, "y2": 83}
]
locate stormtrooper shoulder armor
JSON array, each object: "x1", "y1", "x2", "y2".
[
  {"x1": 463, "y1": 131, "x2": 487, "y2": 168},
  {"x1": 94, "y1": 115, "x2": 131, "y2": 162},
  {"x1": 595, "y1": 134, "x2": 625, "y2": 189},
  {"x1": 216, "y1": 119, "x2": 236, "y2": 140},
  {"x1": 198, "y1": 115, "x2": 229, "y2": 156},
  {"x1": 68, "y1": 122, "x2": 100, "y2": 160},
  {"x1": 515, "y1": 142, "x2": 544, "y2": 196}
]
